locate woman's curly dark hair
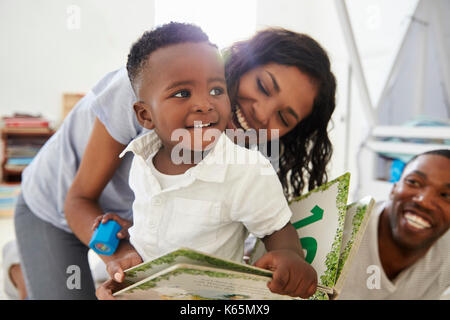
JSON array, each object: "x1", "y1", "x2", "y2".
[{"x1": 224, "y1": 28, "x2": 336, "y2": 199}]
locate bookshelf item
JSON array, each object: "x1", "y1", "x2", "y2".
[{"x1": 1, "y1": 127, "x2": 54, "y2": 183}]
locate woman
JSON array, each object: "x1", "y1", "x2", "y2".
[
  {"x1": 12, "y1": 25, "x2": 336, "y2": 299},
  {"x1": 225, "y1": 28, "x2": 335, "y2": 199}
]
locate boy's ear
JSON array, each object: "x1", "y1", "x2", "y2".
[{"x1": 134, "y1": 101, "x2": 155, "y2": 130}]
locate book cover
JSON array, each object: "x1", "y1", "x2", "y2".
[{"x1": 3, "y1": 117, "x2": 49, "y2": 128}]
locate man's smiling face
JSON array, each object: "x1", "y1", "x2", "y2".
[{"x1": 387, "y1": 154, "x2": 450, "y2": 251}]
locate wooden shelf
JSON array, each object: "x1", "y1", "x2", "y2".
[
  {"x1": 3, "y1": 167, "x2": 25, "y2": 174},
  {"x1": 2, "y1": 127, "x2": 53, "y2": 135}
]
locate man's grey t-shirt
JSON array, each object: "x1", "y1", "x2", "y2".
[
  {"x1": 21, "y1": 68, "x2": 143, "y2": 233},
  {"x1": 337, "y1": 201, "x2": 450, "y2": 299}
]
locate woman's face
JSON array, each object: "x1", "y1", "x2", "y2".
[{"x1": 227, "y1": 63, "x2": 318, "y2": 140}]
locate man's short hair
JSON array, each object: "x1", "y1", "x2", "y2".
[{"x1": 402, "y1": 149, "x2": 450, "y2": 175}]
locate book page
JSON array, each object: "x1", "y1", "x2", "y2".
[
  {"x1": 121, "y1": 248, "x2": 272, "y2": 287},
  {"x1": 115, "y1": 264, "x2": 295, "y2": 300},
  {"x1": 249, "y1": 173, "x2": 350, "y2": 293},
  {"x1": 333, "y1": 197, "x2": 375, "y2": 295}
]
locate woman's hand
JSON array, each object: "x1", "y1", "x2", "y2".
[{"x1": 92, "y1": 213, "x2": 132, "y2": 240}]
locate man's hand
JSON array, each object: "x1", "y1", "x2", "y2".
[{"x1": 254, "y1": 249, "x2": 317, "y2": 299}]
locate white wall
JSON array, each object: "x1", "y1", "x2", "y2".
[
  {"x1": 0, "y1": 0, "x2": 155, "y2": 124},
  {"x1": 0, "y1": 0, "x2": 420, "y2": 201},
  {"x1": 256, "y1": 0, "x2": 418, "y2": 201}
]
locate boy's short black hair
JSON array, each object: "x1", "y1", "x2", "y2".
[{"x1": 127, "y1": 22, "x2": 214, "y2": 94}]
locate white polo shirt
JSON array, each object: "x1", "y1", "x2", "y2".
[{"x1": 120, "y1": 131, "x2": 292, "y2": 263}]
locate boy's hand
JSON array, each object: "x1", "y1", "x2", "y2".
[
  {"x1": 105, "y1": 250, "x2": 143, "y2": 283},
  {"x1": 254, "y1": 249, "x2": 317, "y2": 299},
  {"x1": 96, "y1": 242, "x2": 143, "y2": 300},
  {"x1": 92, "y1": 212, "x2": 132, "y2": 240}
]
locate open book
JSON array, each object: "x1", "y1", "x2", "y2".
[
  {"x1": 113, "y1": 247, "x2": 314, "y2": 300},
  {"x1": 249, "y1": 172, "x2": 375, "y2": 299},
  {"x1": 112, "y1": 173, "x2": 374, "y2": 300}
]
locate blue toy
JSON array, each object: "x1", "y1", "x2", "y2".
[
  {"x1": 89, "y1": 220, "x2": 122, "y2": 255},
  {"x1": 389, "y1": 159, "x2": 406, "y2": 183}
]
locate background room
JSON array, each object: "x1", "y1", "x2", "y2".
[{"x1": 0, "y1": 0, "x2": 448, "y2": 300}]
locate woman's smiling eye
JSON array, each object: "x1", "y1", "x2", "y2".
[
  {"x1": 257, "y1": 78, "x2": 269, "y2": 96},
  {"x1": 278, "y1": 111, "x2": 289, "y2": 127},
  {"x1": 173, "y1": 90, "x2": 191, "y2": 98},
  {"x1": 210, "y1": 87, "x2": 224, "y2": 96}
]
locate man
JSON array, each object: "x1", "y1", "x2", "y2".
[{"x1": 338, "y1": 149, "x2": 450, "y2": 299}]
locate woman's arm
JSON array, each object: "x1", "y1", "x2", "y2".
[{"x1": 64, "y1": 118, "x2": 137, "y2": 266}]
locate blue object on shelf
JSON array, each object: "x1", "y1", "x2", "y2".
[
  {"x1": 389, "y1": 159, "x2": 406, "y2": 183},
  {"x1": 378, "y1": 118, "x2": 450, "y2": 162},
  {"x1": 89, "y1": 220, "x2": 121, "y2": 255},
  {"x1": 7, "y1": 158, "x2": 34, "y2": 165}
]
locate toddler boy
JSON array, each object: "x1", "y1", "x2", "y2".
[{"x1": 96, "y1": 22, "x2": 317, "y2": 299}]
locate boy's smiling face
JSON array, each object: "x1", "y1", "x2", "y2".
[{"x1": 134, "y1": 42, "x2": 230, "y2": 152}]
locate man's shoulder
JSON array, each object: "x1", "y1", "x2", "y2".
[
  {"x1": 430, "y1": 230, "x2": 450, "y2": 262},
  {"x1": 364, "y1": 201, "x2": 385, "y2": 237}
]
